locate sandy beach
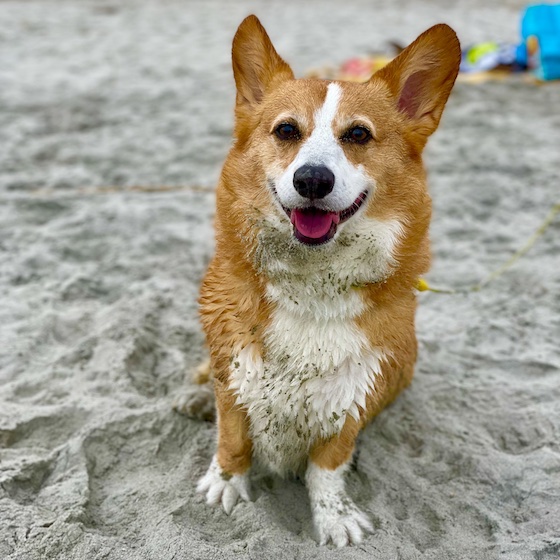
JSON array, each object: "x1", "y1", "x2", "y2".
[{"x1": 1, "y1": 1, "x2": 559, "y2": 558}]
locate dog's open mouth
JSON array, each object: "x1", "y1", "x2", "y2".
[{"x1": 285, "y1": 191, "x2": 368, "y2": 246}]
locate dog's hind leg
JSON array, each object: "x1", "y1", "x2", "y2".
[
  {"x1": 172, "y1": 359, "x2": 216, "y2": 421},
  {"x1": 193, "y1": 358, "x2": 212, "y2": 384}
]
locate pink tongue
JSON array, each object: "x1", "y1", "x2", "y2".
[{"x1": 291, "y1": 208, "x2": 340, "y2": 239}]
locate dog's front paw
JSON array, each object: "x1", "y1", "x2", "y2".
[
  {"x1": 312, "y1": 495, "x2": 373, "y2": 547},
  {"x1": 197, "y1": 456, "x2": 251, "y2": 514},
  {"x1": 173, "y1": 384, "x2": 215, "y2": 421},
  {"x1": 306, "y1": 462, "x2": 372, "y2": 547}
]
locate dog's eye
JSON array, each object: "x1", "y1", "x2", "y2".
[
  {"x1": 342, "y1": 126, "x2": 372, "y2": 145},
  {"x1": 274, "y1": 123, "x2": 300, "y2": 141}
]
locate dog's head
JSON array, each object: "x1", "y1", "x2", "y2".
[{"x1": 223, "y1": 15, "x2": 459, "y2": 278}]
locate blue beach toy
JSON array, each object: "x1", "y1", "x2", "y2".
[{"x1": 516, "y1": 3, "x2": 560, "y2": 80}]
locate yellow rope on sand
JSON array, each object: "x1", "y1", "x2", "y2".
[{"x1": 417, "y1": 202, "x2": 560, "y2": 295}]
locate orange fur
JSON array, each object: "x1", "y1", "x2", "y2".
[
  {"x1": 214, "y1": 379, "x2": 252, "y2": 474},
  {"x1": 310, "y1": 415, "x2": 361, "y2": 470},
  {"x1": 199, "y1": 15, "x2": 460, "y2": 477}
]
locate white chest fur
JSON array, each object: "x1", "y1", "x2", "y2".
[
  {"x1": 228, "y1": 216, "x2": 399, "y2": 475},
  {"x1": 229, "y1": 312, "x2": 384, "y2": 475}
]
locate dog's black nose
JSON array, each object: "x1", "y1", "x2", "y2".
[{"x1": 293, "y1": 165, "x2": 335, "y2": 200}]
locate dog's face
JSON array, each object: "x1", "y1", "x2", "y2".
[
  {"x1": 261, "y1": 79, "x2": 383, "y2": 246},
  {"x1": 224, "y1": 16, "x2": 459, "y2": 269}
]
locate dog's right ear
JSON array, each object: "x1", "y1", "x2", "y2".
[{"x1": 232, "y1": 15, "x2": 294, "y2": 110}]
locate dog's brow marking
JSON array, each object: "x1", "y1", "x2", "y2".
[
  {"x1": 302, "y1": 82, "x2": 342, "y2": 165},
  {"x1": 314, "y1": 82, "x2": 341, "y2": 134}
]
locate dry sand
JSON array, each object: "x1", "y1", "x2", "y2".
[{"x1": 1, "y1": 1, "x2": 559, "y2": 558}]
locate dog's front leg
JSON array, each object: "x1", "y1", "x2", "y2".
[
  {"x1": 306, "y1": 417, "x2": 373, "y2": 547},
  {"x1": 197, "y1": 380, "x2": 252, "y2": 514}
]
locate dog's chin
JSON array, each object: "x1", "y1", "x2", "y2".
[{"x1": 281, "y1": 191, "x2": 369, "y2": 247}]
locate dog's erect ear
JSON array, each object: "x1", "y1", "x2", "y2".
[
  {"x1": 373, "y1": 24, "x2": 460, "y2": 148},
  {"x1": 232, "y1": 15, "x2": 294, "y2": 108}
]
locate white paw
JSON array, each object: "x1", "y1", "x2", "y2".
[
  {"x1": 306, "y1": 461, "x2": 373, "y2": 547},
  {"x1": 173, "y1": 384, "x2": 215, "y2": 421},
  {"x1": 313, "y1": 496, "x2": 373, "y2": 547},
  {"x1": 196, "y1": 456, "x2": 251, "y2": 514}
]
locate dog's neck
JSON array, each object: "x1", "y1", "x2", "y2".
[{"x1": 252, "y1": 213, "x2": 403, "y2": 314}]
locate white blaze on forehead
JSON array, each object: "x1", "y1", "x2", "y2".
[
  {"x1": 302, "y1": 82, "x2": 342, "y2": 165},
  {"x1": 273, "y1": 82, "x2": 373, "y2": 213}
]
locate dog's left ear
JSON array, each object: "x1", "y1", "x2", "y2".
[
  {"x1": 373, "y1": 24, "x2": 460, "y2": 149},
  {"x1": 232, "y1": 15, "x2": 294, "y2": 110}
]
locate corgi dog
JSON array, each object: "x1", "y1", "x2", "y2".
[{"x1": 188, "y1": 15, "x2": 460, "y2": 547}]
